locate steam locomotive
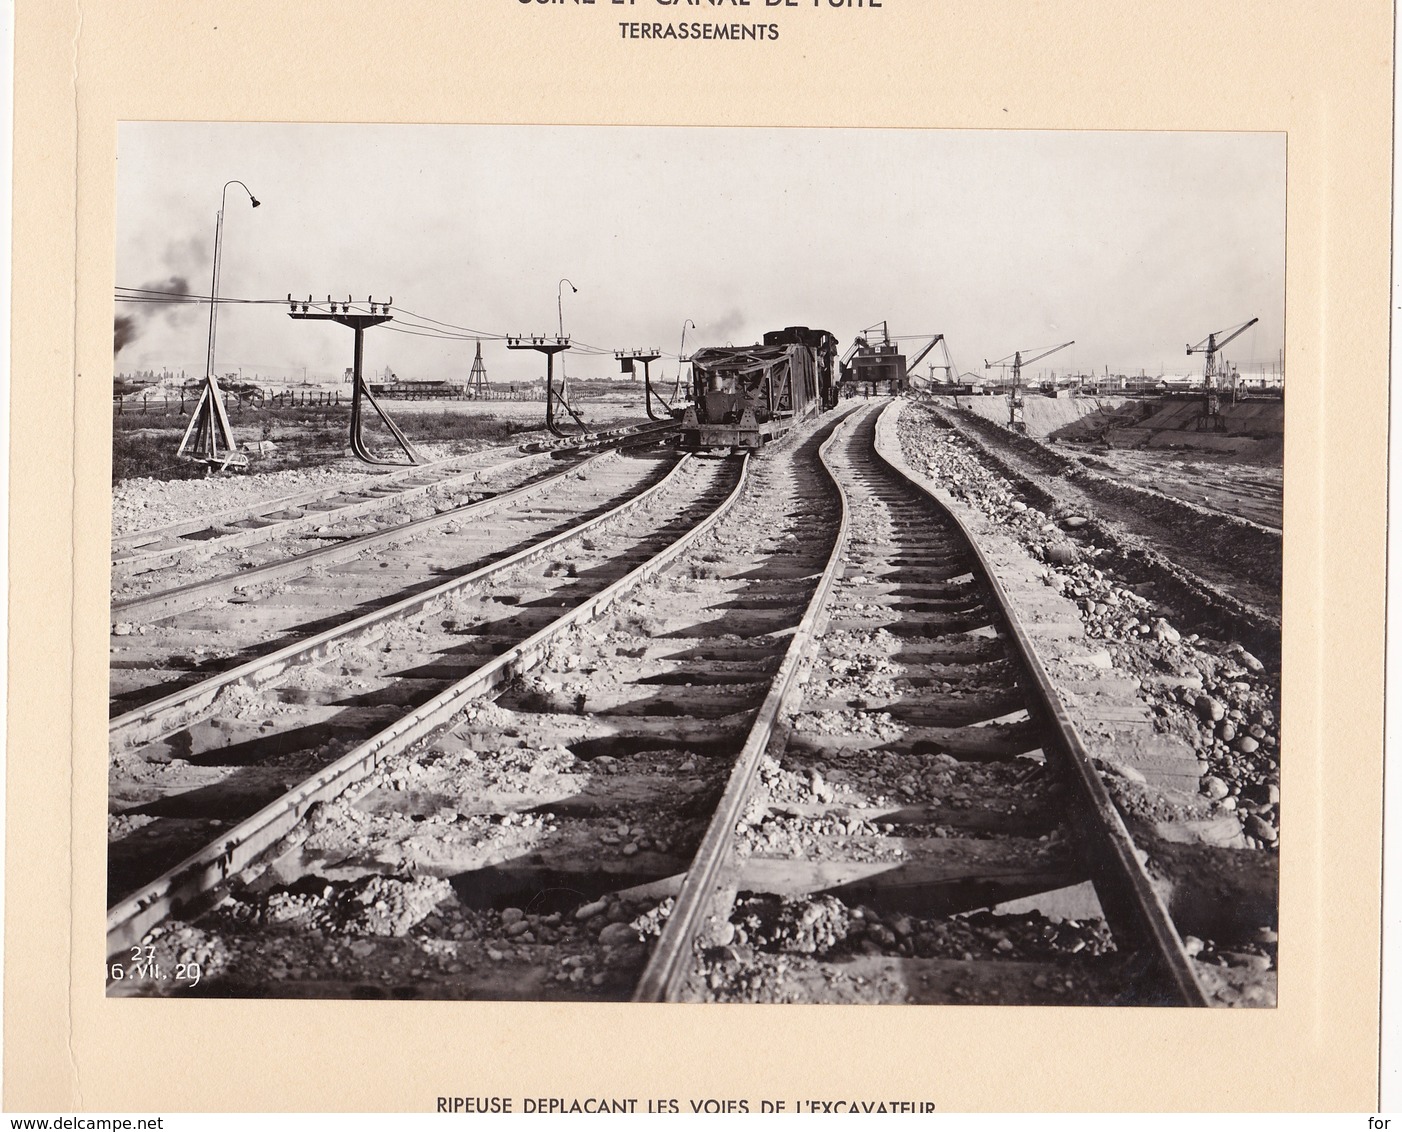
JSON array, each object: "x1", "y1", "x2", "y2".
[{"x1": 678, "y1": 326, "x2": 839, "y2": 452}]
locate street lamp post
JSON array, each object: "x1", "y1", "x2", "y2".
[
  {"x1": 557, "y1": 277, "x2": 577, "y2": 339},
  {"x1": 673, "y1": 318, "x2": 696, "y2": 403},
  {"x1": 556, "y1": 278, "x2": 577, "y2": 403},
  {"x1": 178, "y1": 180, "x2": 260, "y2": 469}
]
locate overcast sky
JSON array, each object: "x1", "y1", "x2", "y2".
[{"x1": 115, "y1": 124, "x2": 1285, "y2": 386}]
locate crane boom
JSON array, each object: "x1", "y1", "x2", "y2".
[
  {"x1": 1187, "y1": 317, "x2": 1259, "y2": 392},
  {"x1": 905, "y1": 334, "x2": 945, "y2": 373},
  {"x1": 983, "y1": 340, "x2": 1074, "y2": 431},
  {"x1": 1188, "y1": 317, "x2": 1258, "y2": 356},
  {"x1": 1021, "y1": 340, "x2": 1075, "y2": 366},
  {"x1": 937, "y1": 338, "x2": 958, "y2": 384},
  {"x1": 986, "y1": 340, "x2": 1075, "y2": 370}
]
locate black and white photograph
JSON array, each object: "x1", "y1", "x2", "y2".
[{"x1": 107, "y1": 123, "x2": 1284, "y2": 1007}]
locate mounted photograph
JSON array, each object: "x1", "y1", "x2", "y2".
[{"x1": 106, "y1": 123, "x2": 1284, "y2": 1007}]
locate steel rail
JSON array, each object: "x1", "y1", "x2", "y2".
[
  {"x1": 518, "y1": 417, "x2": 678, "y2": 456},
  {"x1": 115, "y1": 421, "x2": 675, "y2": 569},
  {"x1": 633, "y1": 410, "x2": 858, "y2": 1002},
  {"x1": 106, "y1": 453, "x2": 751, "y2": 958},
  {"x1": 111, "y1": 449, "x2": 613, "y2": 623},
  {"x1": 111, "y1": 450, "x2": 676, "y2": 751},
  {"x1": 112, "y1": 447, "x2": 543, "y2": 560},
  {"x1": 637, "y1": 401, "x2": 1208, "y2": 1005},
  {"x1": 869, "y1": 400, "x2": 1209, "y2": 1006},
  {"x1": 918, "y1": 401, "x2": 1280, "y2": 662}
]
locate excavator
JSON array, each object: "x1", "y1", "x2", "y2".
[
  {"x1": 904, "y1": 334, "x2": 955, "y2": 388},
  {"x1": 838, "y1": 323, "x2": 953, "y2": 397}
]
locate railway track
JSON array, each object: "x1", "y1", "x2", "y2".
[
  {"x1": 113, "y1": 419, "x2": 679, "y2": 592},
  {"x1": 109, "y1": 449, "x2": 675, "y2": 718},
  {"x1": 112, "y1": 445, "x2": 564, "y2": 581},
  {"x1": 105, "y1": 407, "x2": 850, "y2": 992},
  {"x1": 107, "y1": 446, "x2": 738, "y2": 926},
  {"x1": 518, "y1": 416, "x2": 679, "y2": 456},
  {"x1": 108, "y1": 403, "x2": 1203, "y2": 1006},
  {"x1": 639, "y1": 403, "x2": 1205, "y2": 1005}
]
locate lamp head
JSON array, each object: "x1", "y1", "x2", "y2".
[{"x1": 250, "y1": 197, "x2": 261, "y2": 208}]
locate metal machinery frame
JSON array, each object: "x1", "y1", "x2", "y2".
[
  {"x1": 843, "y1": 340, "x2": 907, "y2": 396},
  {"x1": 837, "y1": 323, "x2": 951, "y2": 399},
  {"x1": 681, "y1": 327, "x2": 835, "y2": 450},
  {"x1": 917, "y1": 336, "x2": 958, "y2": 387},
  {"x1": 288, "y1": 297, "x2": 423, "y2": 466}
]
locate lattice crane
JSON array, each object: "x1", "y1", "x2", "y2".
[
  {"x1": 1187, "y1": 318, "x2": 1258, "y2": 393},
  {"x1": 984, "y1": 340, "x2": 1074, "y2": 428}
]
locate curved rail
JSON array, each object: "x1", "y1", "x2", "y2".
[
  {"x1": 518, "y1": 417, "x2": 678, "y2": 456},
  {"x1": 638, "y1": 400, "x2": 1208, "y2": 1006},
  {"x1": 112, "y1": 451, "x2": 672, "y2": 750},
  {"x1": 349, "y1": 377, "x2": 423, "y2": 466},
  {"x1": 118, "y1": 424, "x2": 676, "y2": 576},
  {"x1": 107, "y1": 453, "x2": 753, "y2": 959},
  {"x1": 112, "y1": 448, "x2": 562, "y2": 575},
  {"x1": 112, "y1": 450, "x2": 610, "y2": 624},
  {"x1": 869, "y1": 401, "x2": 1207, "y2": 1005},
  {"x1": 634, "y1": 412, "x2": 856, "y2": 1001}
]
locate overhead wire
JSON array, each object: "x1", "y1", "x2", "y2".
[{"x1": 114, "y1": 287, "x2": 684, "y2": 360}]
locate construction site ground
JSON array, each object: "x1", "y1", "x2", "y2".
[
  {"x1": 944, "y1": 393, "x2": 1283, "y2": 529},
  {"x1": 111, "y1": 390, "x2": 652, "y2": 498}
]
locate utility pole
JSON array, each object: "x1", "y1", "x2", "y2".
[
  {"x1": 616, "y1": 349, "x2": 667, "y2": 420},
  {"x1": 287, "y1": 295, "x2": 422, "y2": 465},
  {"x1": 508, "y1": 334, "x2": 582, "y2": 437}
]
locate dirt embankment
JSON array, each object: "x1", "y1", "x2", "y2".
[
  {"x1": 916, "y1": 403, "x2": 1281, "y2": 664},
  {"x1": 941, "y1": 407, "x2": 1280, "y2": 583},
  {"x1": 948, "y1": 393, "x2": 1140, "y2": 437},
  {"x1": 941, "y1": 393, "x2": 1284, "y2": 459}
]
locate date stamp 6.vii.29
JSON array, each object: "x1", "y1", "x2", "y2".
[{"x1": 108, "y1": 945, "x2": 202, "y2": 989}]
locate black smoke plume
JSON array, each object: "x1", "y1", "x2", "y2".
[
  {"x1": 114, "y1": 315, "x2": 137, "y2": 354},
  {"x1": 113, "y1": 274, "x2": 195, "y2": 357}
]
